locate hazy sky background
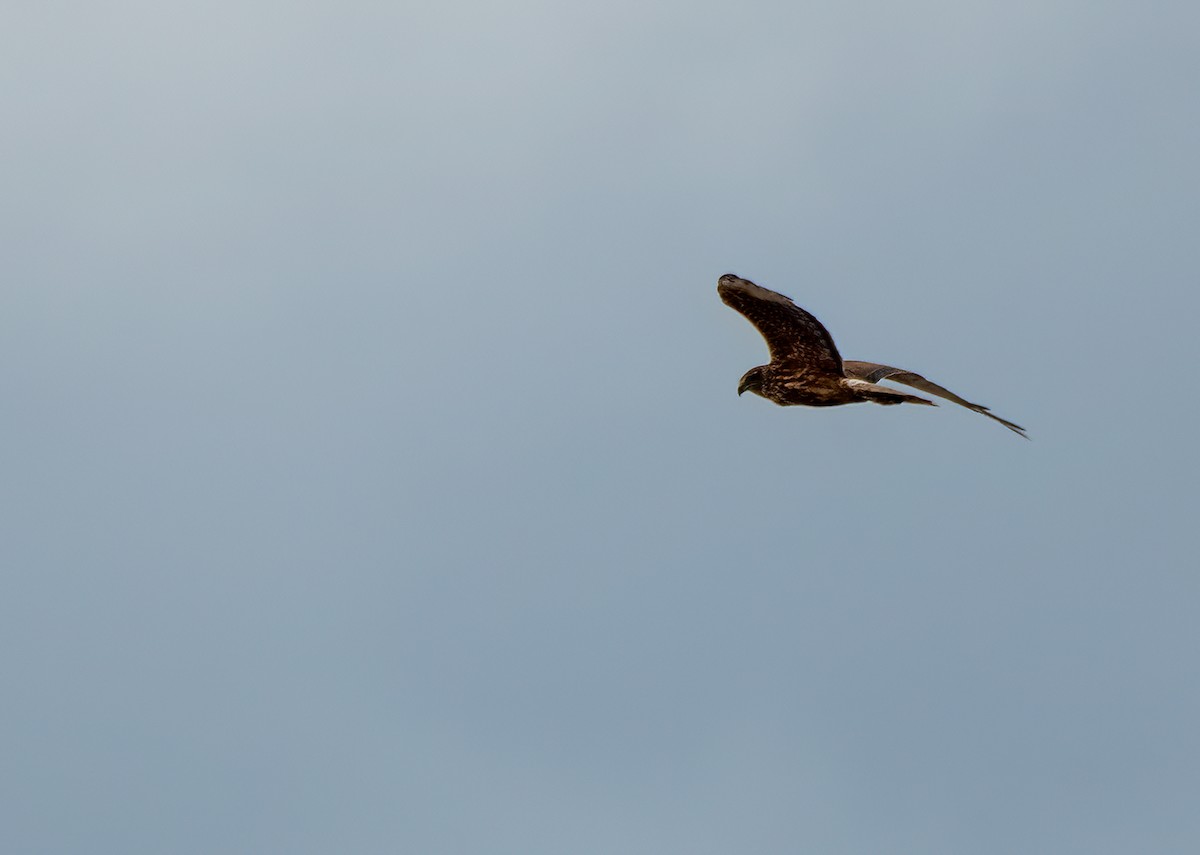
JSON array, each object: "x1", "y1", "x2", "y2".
[{"x1": 4, "y1": 2, "x2": 1199, "y2": 853}]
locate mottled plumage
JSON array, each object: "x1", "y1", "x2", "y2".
[{"x1": 717, "y1": 273, "x2": 1027, "y2": 437}]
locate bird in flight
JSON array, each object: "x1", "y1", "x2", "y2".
[{"x1": 717, "y1": 273, "x2": 1027, "y2": 437}]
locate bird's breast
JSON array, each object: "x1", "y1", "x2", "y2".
[{"x1": 762, "y1": 375, "x2": 859, "y2": 407}]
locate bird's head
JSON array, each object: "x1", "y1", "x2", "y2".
[{"x1": 737, "y1": 366, "x2": 766, "y2": 397}]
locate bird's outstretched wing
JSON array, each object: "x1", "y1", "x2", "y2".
[
  {"x1": 843, "y1": 360, "x2": 1027, "y2": 438},
  {"x1": 717, "y1": 274, "x2": 843, "y2": 375}
]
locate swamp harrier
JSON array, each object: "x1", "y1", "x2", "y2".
[{"x1": 718, "y1": 273, "x2": 1026, "y2": 438}]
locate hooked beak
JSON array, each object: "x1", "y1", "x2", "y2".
[{"x1": 737, "y1": 377, "x2": 752, "y2": 396}]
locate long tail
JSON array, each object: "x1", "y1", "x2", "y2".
[
  {"x1": 843, "y1": 378, "x2": 936, "y2": 407},
  {"x1": 843, "y1": 360, "x2": 1027, "y2": 438}
]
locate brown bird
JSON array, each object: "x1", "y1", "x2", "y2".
[{"x1": 718, "y1": 273, "x2": 1027, "y2": 437}]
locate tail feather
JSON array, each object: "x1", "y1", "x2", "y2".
[
  {"x1": 844, "y1": 360, "x2": 1027, "y2": 438},
  {"x1": 844, "y1": 378, "x2": 936, "y2": 407}
]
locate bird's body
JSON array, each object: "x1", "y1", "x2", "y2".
[{"x1": 717, "y1": 273, "x2": 1027, "y2": 437}]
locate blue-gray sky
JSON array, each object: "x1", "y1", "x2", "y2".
[{"x1": 4, "y1": 2, "x2": 1199, "y2": 853}]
